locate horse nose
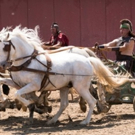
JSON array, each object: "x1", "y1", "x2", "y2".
[
  {"x1": 0, "y1": 61, "x2": 9, "y2": 72},
  {"x1": 0, "y1": 62, "x2": 6, "y2": 68}
]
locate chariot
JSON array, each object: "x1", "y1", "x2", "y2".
[{"x1": 92, "y1": 52, "x2": 135, "y2": 113}]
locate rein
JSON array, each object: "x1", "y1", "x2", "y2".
[
  {"x1": 7, "y1": 50, "x2": 46, "y2": 63},
  {"x1": 4, "y1": 41, "x2": 95, "y2": 77},
  {"x1": 7, "y1": 46, "x2": 75, "y2": 63},
  {"x1": 3, "y1": 40, "x2": 54, "y2": 90},
  {"x1": 9, "y1": 66, "x2": 94, "y2": 76},
  {"x1": 9, "y1": 51, "x2": 54, "y2": 90},
  {"x1": 3, "y1": 41, "x2": 95, "y2": 91}
]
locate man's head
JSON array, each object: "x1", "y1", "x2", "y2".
[
  {"x1": 50, "y1": 23, "x2": 59, "y2": 35},
  {"x1": 120, "y1": 19, "x2": 134, "y2": 37}
]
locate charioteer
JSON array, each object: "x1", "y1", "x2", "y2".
[
  {"x1": 42, "y1": 23, "x2": 69, "y2": 50},
  {"x1": 97, "y1": 19, "x2": 135, "y2": 74}
]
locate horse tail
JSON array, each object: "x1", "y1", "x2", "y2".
[
  {"x1": 84, "y1": 48, "x2": 98, "y2": 58},
  {"x1": 89, "y1": 57, "x2": 129, "y2": 91}
]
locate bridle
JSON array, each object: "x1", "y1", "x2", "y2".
[
  {"x1": 2, "y1": 40, "x2": 54, "y2": 90},
  {"x1": 3, "y1": 40, "x2": 15, "y2": 64},
  {"x1": 2, "y1": 40, "x2": 51, "y2": 69}
]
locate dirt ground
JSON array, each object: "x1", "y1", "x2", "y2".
[{"x1": 0, "y1": 89, "x2": 135, "y2": 135}]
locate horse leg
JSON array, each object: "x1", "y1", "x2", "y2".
[
  {"x1": 0, "y1": 78, "x2": 20, "y2": 102},
  {"x1": 79, "y1": 96, "x2": 87, "y2": 112},
  {"x1": 15, "y1": 83, "x2": 40, "y2": 122},
  {"x1": 46, "y1": 87, "x2": 69, "y2": 125},
  {"x1": 28, "y1": 103, "x2": 35, "y2": 123},
  {"x1": 0, "y1": 85, "x2": 7, "y2": 111},
  {"x1": 96, "y1": 83, "x2": 111, "y2": 113},
  {"x1": 0, "y1": 84, "x2": 6, "y2": 102},
  {"x1": 74, "y1": 83, "x2": 97, "y2": 125},
  {"x1": 80, "y1": 90, "x2": 96, "y2": 125},
  {"x1": 15, "y1": 83, "x2": 39, "y2": 106},
  {"x1": 0, "y1": 78, "x2": 20, "y2": 89}
]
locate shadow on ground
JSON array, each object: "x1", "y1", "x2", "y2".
[{"x1": 0, "y1": 113, "x2": 134, "y2": 135}]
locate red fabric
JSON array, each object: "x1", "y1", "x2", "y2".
[{"x1": 50, "y1": 32, "x2": 69, "y2": 46}]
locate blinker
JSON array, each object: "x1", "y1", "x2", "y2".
[{"x1": 3, "y1": 44, "x2": 11, "y2": 52}]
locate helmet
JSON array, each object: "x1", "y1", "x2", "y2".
[
  {"x1": 120, "y1": 19, "x2": 135, "y2": 37},
  {"x1": 51, "y1": 23, "x2": 59, "y2": 32},
  {"x1": 120, "y1": 19, "x2": 133, "y2": 31}
]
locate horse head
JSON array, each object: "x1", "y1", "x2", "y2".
[
  {"x1": 0, "y1": 32, "x2": 15, "y2": 71},
  {"x1": 0, "y1": 25, "x2": 44, "y2": 72}
]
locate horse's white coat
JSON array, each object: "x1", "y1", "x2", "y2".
[{"x1": 0, "y1": 26, "x2": 130, "y2": 125}]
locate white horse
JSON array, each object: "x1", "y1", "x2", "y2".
[
  {"x1": 0, "y1": 26, "x2": 130, "y2": 125},
  {"x1": 0, "y1": 46, "x2": 97, "y2": 113},
  {"x1": 0, "y1": 44, "x2": 98, "y2": 112},
  {"x1": 0, "y1": 26, "x2": 98, "y2": 113}
]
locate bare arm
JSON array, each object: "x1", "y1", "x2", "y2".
[
  {"x1": 42, "y1": 41, "x2": 62, "y2": 50},
  {"x1": 96, "y1": 39, "x2": 117, "y2": 51},
  {"x1": 43, "y1": 41, "x2": 62, "y2": 50},
  {"x1": 105, "y1": 39, "x2": 134, "y2": 53},
  {"x1": 50, "y1": 41, "x2": 62, "y2": 49},
  {"x1": 119, "y1": 40, "x2": 134, "y2": 51},
  {"x1": 92, "y1": 39, "x2": 117, "y2": 50},
  {"x1": 44, "y1": 41, "x2": 51, "y2": 45},
  {"x1": 104, "y1": 39, "x2": 117, "y2": 47}
]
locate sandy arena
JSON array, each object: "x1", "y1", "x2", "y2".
[{"x1": 0, "y1": 89, "x2": 135, "y2": 135}]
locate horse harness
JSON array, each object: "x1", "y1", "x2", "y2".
[{"x1": 3, "y1": 40, "x2": 56, "y2": 90}]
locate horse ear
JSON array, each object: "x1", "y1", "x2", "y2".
[{"x1": 5, "y1": 33, "x2": 10, "y2": 41}]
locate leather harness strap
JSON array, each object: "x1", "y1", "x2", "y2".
[
  {"x1": 3, "y1": 41, "x2": 78, "y2": 91},
  {"x1": 39, "y1": 53, "x2": 55, "y2": 90},
  {"x1": 3, "y1": 40, "x2": 15, "y2": 63},
  {"x1": 8, "y1": 50, "x2": 55, "y2": 90}
]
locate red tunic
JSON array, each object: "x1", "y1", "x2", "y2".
[{"x1": 49, "y1": 32, "x2": 69, "y2": 46}]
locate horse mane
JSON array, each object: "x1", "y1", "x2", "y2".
[
  {"x1": 0, "y1": 27, "x2": 11, "y2": 41},
  {"x1": 7, "y1": 25, "x2": 44, "y2": 52}
]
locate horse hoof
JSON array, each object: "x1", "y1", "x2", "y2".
[
  {"x1": 28, "y1": 103, "x2": 35, "y2": 110},
  {"x1": 46, "y1": 120, "x2": 52, "y2": 125},
  {"x1": 35, "y1": 108, "x2": 43, "y2": 114},
  {"x1": 80, "y1": 104, "x2": 87, "y2": 113},
  {"x1": 79, "y1": 120, "x2": 89, "y2": 125},
  {"x1": 48, "y1": 106, "x2": 52, "y2": 113},
  {"x1": 46, "y1": 119, "x2": 56, "y2": 125},
  {"x1": 9, "y1": 102, "x2": 15, "y2": 109},
  {"x1": 29, "y1": 118, "x2": 33, "y2": 124},
  {"x1": 0, "y1": 107, "x2": 5, "y2": 112},
  {"x1": 25, "y1": 120, "x2": 33, "y2": 125},
  {"x1": 22, "y1": 106, "x2": 27, "y2": 112},
  {"x1": 16, "y1": 104, "x2": 22, "y2": 110}
]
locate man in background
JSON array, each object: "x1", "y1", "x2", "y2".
[{"x1": 42, "y1": 23, "x2": 69, "y2": 50}]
